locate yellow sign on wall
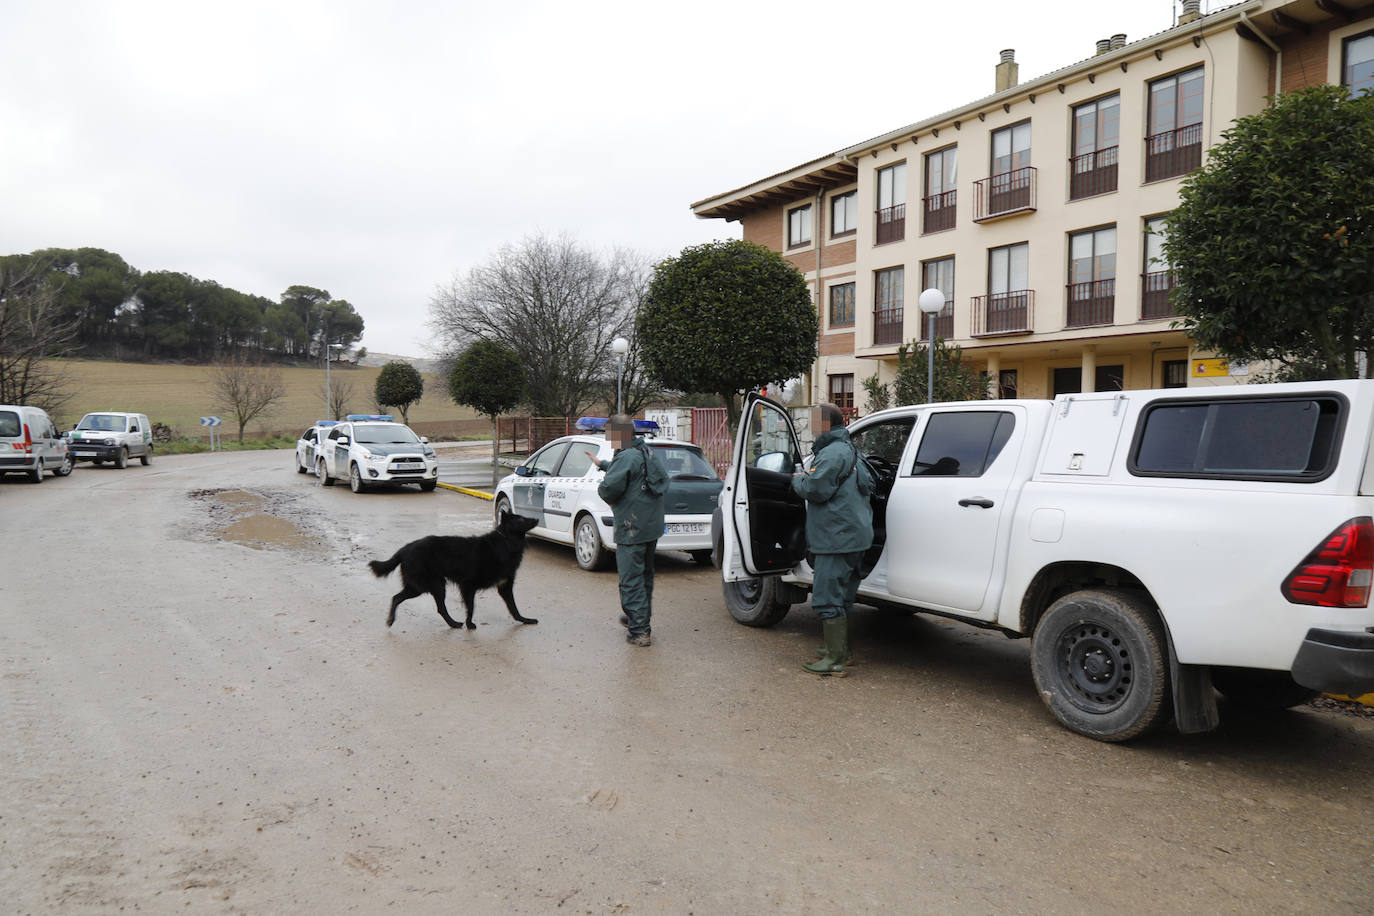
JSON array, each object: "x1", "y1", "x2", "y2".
[{"x1": 1192, "y1": 358, "x2": 1230, "y2": 378}]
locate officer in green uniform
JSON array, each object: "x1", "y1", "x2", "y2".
[
  {"x1": 587, "y1": 415, "x2": 668, "y2": 646},
  {"x1": 790, "y1": 402, "x2": 873, "y2": 676}
]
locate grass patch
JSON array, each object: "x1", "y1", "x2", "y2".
[{"x1": 159, "y1": 434, "x2": 298, "y2": 455}]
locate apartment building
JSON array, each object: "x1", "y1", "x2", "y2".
[{"x1": 691, "y1": 0, "x2": 1374, "y2": 410}]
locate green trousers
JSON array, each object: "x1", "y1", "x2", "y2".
[
  {"x1": 811, "y1": 551, "x2": 864, "y2": 620},
  {"x1": 616, "y1": 540, "x2": 657, "y2": 636}
]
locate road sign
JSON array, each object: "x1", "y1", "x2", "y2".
[{"x1": 199, "y1": 417, "x2": 222, "y2": 426}]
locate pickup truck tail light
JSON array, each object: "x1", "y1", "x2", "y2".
[{"x1": 1282, "y1": 517, "x2": 1374, "y2": 607}]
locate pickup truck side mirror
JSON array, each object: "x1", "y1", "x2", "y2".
[
  {"x1": 420, "y1": 436, "x2": 430, "y2": 444},
  {"x1": 336, "y1": 435, "x2": 350, "y2": 446},
  {"x1": 514, "y1": 465, "x2": 529, "y2": 477}
]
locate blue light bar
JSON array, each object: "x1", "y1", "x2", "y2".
[
  {"x1": 346, "y1": 414, "x2": 394, "y2": 422},
  {"x1": 315, "y1": 420, "x2": 341, "y2": 427},
  {"x1": 575, "y1": 417, "x2": 660, "y2": 434}
]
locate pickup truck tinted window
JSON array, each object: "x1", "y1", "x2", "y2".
[
  {"x1": 910, "y1": 411, "x2": 1014, "y2": 478},
  {"x1": 1132, "y1": 396, "x2": 1343, "y2": 480}
]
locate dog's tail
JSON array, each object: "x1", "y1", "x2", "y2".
[{"x1": 368, "y1": 552, "x2": 403, "y2": 578}]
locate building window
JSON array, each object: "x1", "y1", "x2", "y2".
[
  {"x1": 876, "y1": 163, "x2": 906, "y2": 244},
  {"x1": 1146, "y1": 67, "x2": 1204, "y2": 182},
  {"x1": 1161, "y1": 359, "x2": 1188, "y2": 388},
  {"x1": 919, "y1": 257, "x2": 955, "y2": 340},
  {"x1": 1053, "y1": 365, "x2": 1124, "y2": 396},
  {"x1": 923, "y1": 147, "x2": 957, "y2": 233},
  {"x1": 831, "y1": 192, "x2": 857, "y2": 237},
  {"x1": 828, "y1": 374, "x2": 855, "y2": 411},
  {"x1": 1344, "y1": 31, "x2": 1374, "y2": 96},
  {"x1": 829, "y1": 282, "x2": 855, "y2": 328},
  {"x1": 973, "y1": 242, "x2": 1032, "y2": 335},
  {"x1": 1142, "y1": 216, "x2": 1176, "y2": 320},
  {"x1": 787, "y1": 204, "x2": 812, "y2": 248},
  {"x1": 977, "y1": 122, "x2": 1034, "y2": 220},
  {"x1": 1067, "y1": 226, "x2": 1116, "y2": 328},
  {"x1": 1070, "y1": 94, "x2": 1119, "y2": 199},
  {"x1": 873, "y1": 266, "x2": 904, "y2": 345},
  {"x1": 998, "y1": 369, "x2": 1018, "y2": 398}
]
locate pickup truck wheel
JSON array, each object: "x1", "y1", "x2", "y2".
[
  {"x1": 1031, "y1": 589, "x2": 1171, "y2": 743},
  {"x1": 349, "y1": 463, "x2": 369, "y2": 493},
  {"x1": 140, "y1": 448, "x2": 152, "y2": 466},
  {"x1": 317, "y1": 458, "x2": 335, "y2": 486},
  {"x1": 115, "y1": 447, "x2": 128, "y2": 469},
  {"x1": 419, "y1": 479, "x2": 437, "y2": 492},
  {"x1": 1211, "y1": 667, "x2": 1316, "y2": 711},
  {"x1": 722, "y1": 576, "x2": 792, "y2": 628},
  {"x1": 574, "y1": 514, "x2": 611, "y2": 571}
]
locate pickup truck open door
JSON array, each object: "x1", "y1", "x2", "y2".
[{"x1": 721, "y1": 393, "x2": 807, "y2": 582}]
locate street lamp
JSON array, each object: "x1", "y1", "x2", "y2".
[
  {"x1": 611, "y1": 337, "x2": 630, "y2": 415},
  {"x1": 917, "y1": 288, "x2": 946, "y2": 405}
]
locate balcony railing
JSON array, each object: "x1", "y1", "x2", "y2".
[
  {"x1": 922, "y1": 190, "x2": 956, "y2": 233},
  {"x1": 916, "y1": 302, "x2": 954, "y2": 341},
  {"x1": 1141, "y1": 270, "x2": 1177, "y2": 319},
  {"x1": 875, "y1": 204, "x2": 905, "y2": 244},
  {"x1": 1069, "y1": 146, "x2": 1119, "y2": 199},
  {"x1": 1145, "y1": 122, "x2": 1203, "y2": 182},
  {"x1": 974, "y1": 167, "x2": 1037, "y2": 221},
  {"x1": 873, "y1": 307, "x2": 904, "y2": 345},
  {"x1": 971, "y1": 290, "x2": 1034, "y2": 336},
  {"x1": 1065, "y1": 279, "x2": 1116, "y2": 328}
]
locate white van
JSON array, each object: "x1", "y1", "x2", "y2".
[
  {"x1": 68, "y1": 411, "x2": 153, "y2": 468},
  {"x1": 0, "y1": 405, "x2": 73, "y2": 482}
]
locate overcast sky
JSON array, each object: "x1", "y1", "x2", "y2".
[{"x1": 2, "y1": 0, "x2": 1199, "y2": 357}]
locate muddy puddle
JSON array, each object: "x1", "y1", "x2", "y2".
[{"x1": 189, "y1": 488, "x2": 325, "y2": 552}]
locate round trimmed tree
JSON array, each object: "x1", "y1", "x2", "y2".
[
  {"x1": 637, "y1": 240, "x2": 817, "y2": 424},
  {"x1": 374, "y1": 360, "x2": 425, "y2": 423},
  {"x1": 449, "y1": 340, "x2": 525, "y2": 470}
]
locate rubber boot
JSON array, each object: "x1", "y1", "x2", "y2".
[{"x1": 803, "y1": 617, "x2": 849, "y2": 676}]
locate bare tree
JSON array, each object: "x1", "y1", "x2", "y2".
[
  {"x1": 0, "y1": 257, "x2": 79, "y2": 414},
  {"x1": 211, "y1": 352, "x2": 286, "y2": 442},
  {"x1": 327, "y1": 375, "x2": 354, "y2": 421},
  {"x1": 428, "y1": 233, "x2": 649, "y2": 418}
]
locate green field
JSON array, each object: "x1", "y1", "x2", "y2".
[{"x1": 51, "y1": 359, "x2": 486, "y2": 441}]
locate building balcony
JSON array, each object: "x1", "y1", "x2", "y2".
[
  {"x1": 1069, "y1": 147, "x2": 1119, "y2": 200},
  {"x1": 1065, "y1": 279, "x2": 1116, "y2": 328},
  {"x1": 922, "y1": 190, "x2": 956, "y2": 233},
  {"x1": 875, "y1": 204, "x2": 905, "y2": 245},
  {"x1": 1145, "y1": 123, "x2": 1203, "y2": 183},
  {"x1": 974, "y1": 167, "x2": 1036, "y2": 222},
  {"x1": 971, "y1": 290, "x2": 1034, "y2": 337},
  {"x1": 1141, "y1": 270, "x2": 1177, "y2": 319},
  {"x1": 916, "y1": 302, "x2": 954, "y2": 341},
  {"x1": 873, "y1": 307, "x2": 904, "y2": 345}
]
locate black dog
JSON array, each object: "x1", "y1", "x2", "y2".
[{"x1": 368, "y1": 513, "x2": 540, "y2": 629}]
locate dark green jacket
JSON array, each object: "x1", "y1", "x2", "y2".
[
  {"x1": 790, "y1": 427, "x2": 874, "y2": 555},
  {"x1": 597, "y1": 437, "x2": 669, "y2": 545}
]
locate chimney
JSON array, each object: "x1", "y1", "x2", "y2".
[
  {"x1": 995, "y1": 49, "x2": 1018, "y2": 92},
  {"x1": 1095, "y1": 38, "x2": 1112, "y2": 55},
  {"x1": 1111, "y1": 33, "x2": 1127, "y2": 49},
  {"x1": 1179, "y1": 0, "x2": 1201, "y2": 25}
]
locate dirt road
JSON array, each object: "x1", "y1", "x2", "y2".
[{"x1": 3, "y1": 451, "x2": 1372, "y2": 913}]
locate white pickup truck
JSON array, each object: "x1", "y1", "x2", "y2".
[{"x1": 718, "y1": 382, "x2": 1374, "y2": 742}]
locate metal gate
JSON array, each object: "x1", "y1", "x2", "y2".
[{"x1": 691, "y1": 408, "x2": 731, "y2": 477}]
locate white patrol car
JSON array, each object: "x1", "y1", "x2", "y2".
[
  {"x1": 295, "y1": 420, "x2": 340, "y2": 473},
  {"x1": 492, "y1": 418, "x2": 723, "y2": 571},
  {"x1": 313, "y1": 415, "x2": 439, "y2": 493}
]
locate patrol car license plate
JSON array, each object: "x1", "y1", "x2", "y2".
[
  {"x1": 665, "y1": 523, "x2": 705, "y2": 535},
  {"x1": 75, "y1": 451, "x2": 96, "y2": 457}
]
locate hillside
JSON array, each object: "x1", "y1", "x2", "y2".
[{"x1": 50, "y1": 359, "x2": 485, "y2": 440}]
